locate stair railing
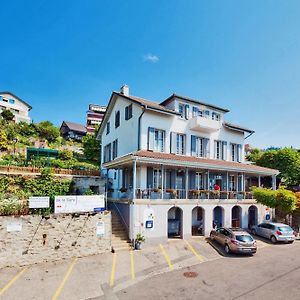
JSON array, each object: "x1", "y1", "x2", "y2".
[{"x1": 111, "y1": 201, "x2": 129, "y2": 234}]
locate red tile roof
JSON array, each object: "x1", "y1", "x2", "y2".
[{"x1": 132, "y1": 150, "x2": 278, "y2": 175}]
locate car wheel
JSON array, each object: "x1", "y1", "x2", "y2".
[
  {"x1": 271, "y1": 235, "x2": 277, "y2": 244},
  {"x1": 288, "y1": 241, "x2": 294, "y2": 244},
  {"x1": 224, "y1": 244, "x2": 231, "y2": 254},
  {"x1": 251, "y1": 229, "x2": 256, "y2": 235}
]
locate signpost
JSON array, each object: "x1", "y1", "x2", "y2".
[
  {"x1": 54, "y1": 195, "x2": 105, "y2": 214},
  {"x1": 29, "y1": 197, "x2": 50, "y2": 209}
]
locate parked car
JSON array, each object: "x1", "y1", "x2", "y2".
[
  {"x1": 210, "y1": 227, "x2": 257, "y2": 254},
  {"x1": 251, "y1": 222, "x2": 295, "y2": 244}
]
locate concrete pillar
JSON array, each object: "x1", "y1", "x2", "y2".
[
  {"x1": 272, "y1": 175, "x2": 277, "y2": 190},
  {"x1": 204, "y1": 206, "x2": 213, "y2": 236},
  {"x1": 161, "y1": 165, "x2": 164, "y2": 199},
  {"x1": 226, "y1": 171, "x2": 229, "y2": 199},
  {"x1": 258, "y1": 175, "x2": 261, "y2": 188},
  {"x1": 224, "y1": 206, "x2": 232, "y2": 228},
  {"x1": 241, "y1": 206, "x2": 249, "y2": 229},
  {"x1": 185, "y1": 167, "x2": 189, "y2": 199},
  {"x1": 207, "y1": 170, "x2": 210, "y2": 199},
  {"x1": 132, "y1": 160, "x2": 137, "y2": 199}
]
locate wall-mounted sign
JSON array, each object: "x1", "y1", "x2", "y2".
[
  {"x1": 143, "y1": 207, "x2": 154, "y2": 230},
  {"x1": 265, "y1": 208, "x2": 271, "y2": 221},
  {"x1": 96, "y1": 221, "x2": 105, "y2": 237},
  {"x1": 29, "y1": 197, "x2": 50, "y2": 209},
  {"x1": 54, "y1": 195, "x2": 105, "y2": 214},
  {"x1": 7, "y1": 222, "x2": 22, "y2": 232}
]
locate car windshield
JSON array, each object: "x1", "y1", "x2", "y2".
[
  {"x1": 278, "y1": 226, "x2": 293, "y2": 232},
  {"x1": 235, "y1": 235, "x2": 253, "y2": 242}
]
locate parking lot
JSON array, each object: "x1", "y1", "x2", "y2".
[{"x1": 0, "y1": 236, "x2": 287, "y2": 300}]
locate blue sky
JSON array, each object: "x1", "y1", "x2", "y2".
[{"x1": 1, "y1": 0, "x2": 300, "y2": 148}]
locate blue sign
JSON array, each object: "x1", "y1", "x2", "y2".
[
  {"x1": 265, "y1": 214, "x2": 271, "y2": 221},
  {"x1": 94, "y1": 207, "x2": 105, "y2": 213},
  {"x1": 145, "y1": 220, "x2": 153, "y2": 229}
]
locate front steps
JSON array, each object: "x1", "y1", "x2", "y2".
[{"x1": 111, "y1": 211, "x2": 131, "y2": 252}]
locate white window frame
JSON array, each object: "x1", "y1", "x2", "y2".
[
  {"x1": 154, "y1": 129, "x2": 165, "y2": 152},
  {"x1": 176, "y1": 134, "x2": 185, "y2": 155}
]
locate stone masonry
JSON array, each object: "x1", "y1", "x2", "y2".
[{"x1": 0, "y1": 212, "x2": 111, "y2": 268}]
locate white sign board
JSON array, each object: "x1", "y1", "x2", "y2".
[
  {"x1": 29, "y1": 197, "x2": 50, "y2": 209},
  {"x1": 54, "y1": 195, "x2": 105, "y2": 214},
  {"x1": 7, "y1": 222, "x2": 22, "y2": 232},
  {"x1": 96, "y1": 221, "x2": 105, "y2": 237}
]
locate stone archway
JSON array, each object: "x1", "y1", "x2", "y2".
[
  {"x1": 167, "y1": 207, "x2": 183, "y2": 238},
  {"x1": 191, "y1": 206, "x2": 205, "y2": 236}
]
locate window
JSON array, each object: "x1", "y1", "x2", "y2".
[
  {"x1": 195, "y1": 172, "x2": 203, "y2": 189},
  {"x1": 106, "y1": 122, "x2": 110, "y2": 135},
  {"x1": 112, "y1": 139, "x2": 118, "y2": 159},
  {"x1": 153, "y1": 169, "x2": 162, "y2": 188},
  {"x1": 178, "y1": 103, "x2": 184, "y2": 118},
  {"x1": 191, "y1": 136, "x2": 205, "y2": 157},
  {"x1": 212, "y1": 112, "x2": 220, "y2": 121},
  {"x1": 103, "y1": 143, "x2": 111, "y2": 163},
  {"x1": 154, "y1": 129, "x2": 164, "y2": 152},
  {"x1": 9, "y1": 99, "x2": 15, "y2": 104},
  {"x1": 204, "y1": 110, "x2": 210, "y2": 118},
  {"x1": 176, "y1": 134, "x2": 185, "y2": 154},
  {"x1": 115, "y1": 111, "x2": 120, "y2": 128},
  {"x1": 148, "y1": 127, "x2": 165, "y2": 152},
  {"x1": 230, "y1": 143, "x2": 242, "y2": 162},
  {"x1": 125, "y1": 104, "x2": 133, "y2": 120},
  {"x1": 229, "y1": 175, "x2": 236, "y2": 191},
  {"x1": 214, "y1": 140, "x2": 227, "y2": 160}
]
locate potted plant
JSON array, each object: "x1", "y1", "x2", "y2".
[{"x1": 135, "y1": 233, "x2": 145, "y2": 250}]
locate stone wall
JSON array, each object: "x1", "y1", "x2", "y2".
[
  {"x1": 72, "y1": 176, "x2": 106, "y2": 194},
  {"x1": 0, "y1": 212, "x2": 111, "y2": 268}
]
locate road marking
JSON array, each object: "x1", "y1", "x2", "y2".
[
  {"x1": 130, "y1": 250, "x2": 135, "y2": 280},
  {"x1": 110, "y1": 253, "x2": 117, "y2": 287},
  {"x1": 52, "y1": 258, "x2": 77, "y2": 300},
  {"x1": 159, "y1": 244, "x2": 174, "y2": 271},
  {"x1": 184, "y1": 240, "x2": 204, "y2": 262},
  {"x1": 0, "y1": 268, "x2": 27, "y2": 297}
]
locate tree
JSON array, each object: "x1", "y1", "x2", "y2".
[
  {"x1": 253, "y1": 187, "x2": 297, "y2": 224},
  {"x1": 0, "y1": 128, "x2": 8, "y2": 150},
  {"x1": 1, "y1": 109, "x2": 14, "y2": 121},
  {"x1": 248, "y1": 148, "x2": 300, "y2": 187},
  {"x1": 246, "y1": 148, "x2": 263, "y2": 162},
  {"x1": 82, "y1": 133, "x2": 100, "y2": 162},
  {"x1": 59, "y1": 149, "x2": 73, "y2": 160},
  {"x1": 36, "y1": 121, "x2": 60, "y2": 143}
]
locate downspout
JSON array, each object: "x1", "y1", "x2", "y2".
[{"x1": 138, "y1": 106, "x2": 147, "y2": 150}]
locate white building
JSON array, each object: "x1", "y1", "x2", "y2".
[
  {"x1": 0, "y1": 92, "x2": 32, "y2": 123},
  {"x1": 97, "y1": 85, "x2": 278, "y2": 244}
]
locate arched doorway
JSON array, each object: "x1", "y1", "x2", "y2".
[
  {"x1": 191, "y1": 206, "x2": 205, "y2": 236},
  {"x1": 232, "y1": 205, "x2": 242, "y2": 227},
  {"x1": 167, "y1": 207, "x2": 183, "y2": 238},
  {"x1": 213, "y1": 206, "x2": 224, "y2": 228},
  {"x1": 248, "y1": 205, "x2": 258, "y2": 229}
]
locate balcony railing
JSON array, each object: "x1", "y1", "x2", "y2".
[
  {"x1": 188, "y1": 115, "x2": 222, "y2": 133},
  {"x1": 111, "y1": 188, "x2": 254, "y2": 200}
]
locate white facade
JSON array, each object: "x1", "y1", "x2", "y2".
[
  {"x1": 99, "y1": 87, "x2": 278, "y2": 243},
  {"x1": 0, "y1": 92, "x2": 32, "y2": 123}
]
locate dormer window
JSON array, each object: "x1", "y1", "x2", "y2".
[
  {"x1": 204, "y1": 110, "x2": 210, "y2": 118},
  {"x1": 212, "y1": 112, "x2": 220, "y2": 121},
  {"x1": 192, "y1": 107, "x2": 203, "y2": 117},
  {"x1": 178, "y1": 103, "x2": 184, "y2": 118}
]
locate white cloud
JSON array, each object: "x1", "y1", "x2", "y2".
[{"x1": 143, "y1": 54, "x2": 159, "y2": 63}]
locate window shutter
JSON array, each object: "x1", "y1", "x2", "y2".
[
  {"x1": 214, "y1": 141, "x2": 217, "y2": 159},
  {"x1": 183, "y1": 134, "x2": 186, "y2": 155},
  {"x1": 170, "y1": 132, "x2": 177, "y2": 154},
  {"x1": 147, "y1": 167, "x2": 154, "y2": 189},
  {"x1": 170, "y1": 169, "x2": 176, "y2": 188},
  {"x1": 185, "y1": 104, "x2": 190, "y2": 119},
  {"x1": 237, "y1": 144, "x2": 242, "y2": 162},
  {"x1": 148, "y1": 127, "x2": 155, "y2": 151},
  {"x1": 191, "y1": 135, "x2": 196, "y2": 156},
  {"x1": 222, "y1": 141, "x2": 227, "y2": 160},
  {"x1": 204, "y1": 138, "x2": 210, "y2": 158},
  {"x1": 125, "y1": 106, "x2": 128, "y2": 120}
]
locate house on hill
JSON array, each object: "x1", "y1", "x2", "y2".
[{"x1": 60, "y1": 121, "x2": 87, "y2": 141}]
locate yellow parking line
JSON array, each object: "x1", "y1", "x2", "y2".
[
  {"x1": 0, "y1": 268, "x2": 27, "y2": 297},
  {"x1": 185, "y1": 240, "x2": 204, "y2": 262},
  {"x1": 130, "y1": 250, "x2": 135, "y2": 280},
  {"x1": 159, "y1": 244, "x2": 174, "y2": 271},
  {"x1": 52, "y1": 258, "x2": 77, "y2": 300},
  {"x1": 109, "y1": 253, "x2": 117, "y2": 286}
]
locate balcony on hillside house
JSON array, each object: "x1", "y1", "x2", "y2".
[{"x1": 188, "y1": 115, "x2": 222, "y2": 133}]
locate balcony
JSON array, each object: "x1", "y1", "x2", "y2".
[{"x1": 188, "y1": 115, "x2": 222, "y2": 133}]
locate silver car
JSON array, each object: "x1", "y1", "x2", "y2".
[
  {"x1": 251, "y1": 222, "x2": 295, "y2": 244},
  {"x1": 210, "y1": 227, "x2": 257, "y2": 254}
]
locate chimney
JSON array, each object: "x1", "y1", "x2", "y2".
[{"x1": 120, "y1": 84, "x2": 129, "y2": 96}]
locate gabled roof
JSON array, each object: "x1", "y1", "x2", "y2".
[
  {"x1": 113, "y1": 92, "x2": 180, "y2": 115},
  {"x1": 0, "y1": 91, "x2": 32, "y2": 110},
  {"x1": 224, "y1": 122, "x2": 254, "y2": 134},
  {"x1": 103, "y1": 150, "x2": 279, "y2": 176},
  {"x1": 160, "y1": 93, "x2": 230, "y2": 113},
  {"x1": 61, "y1": 121, "x2": 87, "y2": 133}
]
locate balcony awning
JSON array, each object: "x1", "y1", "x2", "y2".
[{"x1": 102, "y1": 150, "x2": 279, "y2": 176}]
